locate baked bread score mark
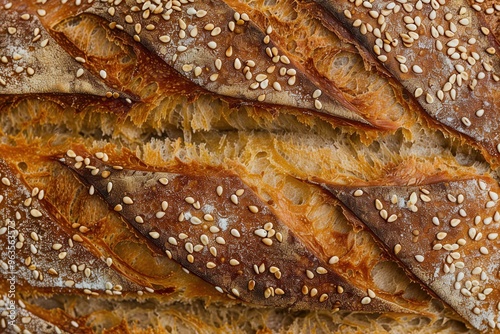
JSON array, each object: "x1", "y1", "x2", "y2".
[
  {"x1": 0, "y1": 159, "x2": 145, "y2": 298},
  {"x1": 60, "y1": 149, "x2": 408, "y2": 313},
  {"x1": 313, "y1": 0, "x2": 500, "y2": 161},
  {"x1": 0, "y1": 1, "x2": 135, "y2": 110},
  {"x1": 324, "y1": 179, "x2": 500, "y2": 331},
  {"x1": 33, "y1": 0, "x2": 395, "y2": 128}
]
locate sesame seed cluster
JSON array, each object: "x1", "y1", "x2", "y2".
[
  {"x1": 58, "y1": 149, "x2": 400, "y2": 313},
  {"x1": 316, "y1": 0, "x2": 500, "y2": 159},
  {"x1": 0, "y1": 1, "x2": 133, "y2": 104},
  {"x1": 0, "y1": 158, "x2": 146, "y2": 332},
  {"x1": 329, "y1": 178, "x2": 500, "y2": 331}
]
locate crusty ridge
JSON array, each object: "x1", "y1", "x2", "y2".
[
  {"x1": 313, "y1": 0, "x2": 500, "y2": 163},
  {"x1": 325, "y1": 177, "x2": 500, "y2": 331}
]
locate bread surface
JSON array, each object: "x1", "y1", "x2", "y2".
[{"x1": 0, "y1": 0, "x2": 499, "y2": 332}]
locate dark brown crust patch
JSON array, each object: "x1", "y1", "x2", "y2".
[
  {"x1": 324, "y1": 178, "x2": 500, "y2": 331},
  {"x1": 313, "y1": 0, "x2": 500, "y2": 162},
  {"x1": 60, "y1": 149, "x2": 407, "y2": 313}
]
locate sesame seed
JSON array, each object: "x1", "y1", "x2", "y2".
[
  {"x1": 412, "y1": 65, "x2": 423, "y2": 74},
  {"x1": 123, "y1": 196, "x2": 133, "y2": 204},
  {"x1": 262, "y1": 238, "x2": 273, "y2": 246},
  {"x1": 361, "y1": 296, "x2": 372, "y2": 305},
  {"x1": 230, "y1": 194, "x2": 239, "y2": 205},
  {"x1": 436, "y1": 232, "x2": 447, "y2": 240},
  {"x1": 168, "y1": 237, "x2": 177, "y2": 245},
  {"x1": 354, "y1": 189, "x2": 364, "y2": 197},
  {"x1": 415, "y1": 255, "x2": 424, "y2": 262},
  {"x1": 314, "y1": 100, "x2": 323, "y2": 110},
  {"x1": 196, "y1": 9, "x2": 207, "y2": 17},
  {"x1": 276, "y1": 232, "x2": 283, "y2": 242},
  {"x1": 316, "y1": 267, "x2": 328, "y2": 274},
  {"x1": 231, "y1": 288, "x2": 240, "y2": 297},
  {"x1": 155, "y1": 211, "x2": 165, "y2": 219},
  {"x1": 387, "y1": 214, "x2": 398, "y2": 222},
  {"x1": 248, "y1": 205, "x2": 259, "y2": 213},
  {"x1": 30, "y1": 209, "x2": 42, "y2": 218},
  {"x1": 328, "y1": 255, "x2": 339, "y2": 264},
  {"x1": 230, "y1": 229, "x2": 241, "y2": 238},
  {"x1": 190, "y1": 217, "x2": 202, "y2": 225}
]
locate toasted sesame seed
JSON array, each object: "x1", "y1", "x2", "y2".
[
  {"x1": 230, "y1": 194, "x2": 239, "y2": 205},
  {"x1": 354, "y1": 189, "x2": 364, "y2": 197},
  {"x1": 387, "y1": 214, "x2": 398, "y2": 223},
  {"x1": 231, "y1": 288, "x2": 240, "y2": 297},
  {"x1": 316, "y1": 267, "x2": 328, "y2": 274},
  {"x1": 276, "y1": 232, "x2": 283, "y2": 242},
  {"x1": 262, "y1": 238, "x2": 273, "y2": 246},
  {"x1": 361, "y1": 296, "x2": 372, "y2": 305},
  {"x1": 123, "y1": 196, "x2": 133, "y2": 204},
  {"x1": 412, "y1": 65, "x2": 423, "y2": 74},
  {"x1": 30, "y1": 209, "x2": 42, "y2": 218},
  {"x1": 437, "y1": 232, "x2": 447, "y2": 240},
  {"x1": 415, "y1": 255, "x2": 424, "y2": 262},
  {"x1": 190, "y1": 217, "x2": 201, "y2": 225},
  {"x1": 230, "y1": 229, "x2": 241, "y2": 238},
  {"x1": 314, "y1": 99, "x2": 323, "y2": 110},
  {"x1": 149, "y1": 232, "x2": 160, "y2": 239}
]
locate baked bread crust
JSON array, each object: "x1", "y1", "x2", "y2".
[
  {"x1": 325, "y1": 177, "x2": 500, "y2": 331},
  {"x1": 0, "y1": 0, "x2": 499, "y2": 332}
]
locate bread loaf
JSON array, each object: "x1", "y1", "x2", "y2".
[{"x1": 0, "y1": 0, "x2": 499, "y2": 332}]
